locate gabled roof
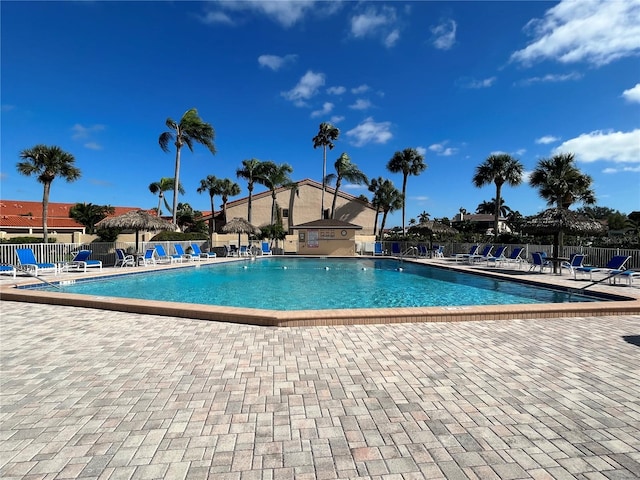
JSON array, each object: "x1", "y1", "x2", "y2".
[{"x1": 292, "y1": 219, "x2": 362, "y2": 229}]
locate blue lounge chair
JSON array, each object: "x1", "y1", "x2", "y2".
[
  {"x1": 611, "y1": 270, "x2": 640, "y2": 286},
  {"x1": 0, "y1": 264, "x2": 16, "y2": 278},
  {"x1": 174, "y1": 244, "x2": 193, "y2": 262},
  {"x1": 155, "y1": 244, "x2": 181, "y2": 263},
  {"x1": 560, "y1": 253, "x2": 586, "y2": 276},
  {"x1": 417, "y1": 244, "x2": 429, "y2": 257},
  {"x1": 64, "y1": 249, "x2": 102, "y2": 272},
  {"x1": 190, "y1": 243, "x2": 216, "y2": 259},
  {"x1": 261, "y1": 242, "x2": 273, "y2": 256},
  {"x1": 115, "y1": 248, "x2": 135, "y2": 267},
  {"x1": 529, "y1": 252, "x2": 551, "y2": 273},
  {"x1": 140, "y1": 248, "x2": 157, "y2": 266},
  {"x1": 15, "y1": 248, "x2": 57, "y2": 276},
  {"x1": 433, "y1": 245, "x2": 444, "y2": 258},
  {"x1": 574, "y1": 255, "x2": 631, "y2": 281},
  {"x1": 469, "y1": 245, "x2": 494, "y2": 264},
  {"x1": 391, "y1": 242, "x2": 402, "y2": 256},
  {"x1": 499, "y1": 247, "x2": 525, "y2": 268},
  {"x1": 373, "y1": 242, "x2": 384, "y2": 256},
  {"x1": 485, "y1": 246, "x2": 507, "y2": 267},
  {"x1": 453, "y1": 244, "x2": 479, "y2": 263},
  {"x1": 239, "y1": 245, "x2": 250, "y2": 257}
]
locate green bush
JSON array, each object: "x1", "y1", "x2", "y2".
[
  {"x1": 1, "y1": 236, "x2": 56, "y2": 244},
  {"x1": 151, "y1": 231, "x2": 208, "y2": 241}
]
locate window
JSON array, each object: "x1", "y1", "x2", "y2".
[
  {"x1": 323, "y1": 209, "x2": 330, "y2": 219},
  {"x1": 282, "y1": 209, "x2": 289, "y2": 218}
]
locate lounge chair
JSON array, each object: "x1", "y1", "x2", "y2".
[
  {"x1": 155, "y1": 244, "x2": 181, "y2": 263},
  {"x1": 239, "y1": 245, "x2": 251, "y2": 257},
  {"x1": 391, "y1": 242, "x2": 402, "y2": 256},
  {"x1": 0, "y1": 264, "x2": 16, "y2": 278},
  {"x1": 611, "y1": 270, "x2": 640, "y2": 286},
  {"x1": 499, "y1": 247, "x2": 525, "y2": 268},
  {"x1": 190, "y1": 243, "x2": 216, "y2": 259},
  {"x1": 173, "y1": 244, "x2": 193, "y2": 262},
  {"x1": 140, "y1": 248, "x2": 157, "y2": 266},
  {"x1": 529, "y1": 252, "x2": 551, "y2": 273},
  {"x1": 468, "y1": 245, "x2": 493, "y2": 264},
  {"x1": 485, "y1": 246, "x2": 507, "y2": 267},
  {"x1": 15, "y1": 248, "x2": 57, "y2": 276},
  {"x1": 417, "y1": 244, "x2": 429, "y2": 257},
  {"x1": 453, "y1": 244, "x2": 479, "y2": 263},
  {"x1": 115, "y1": 248, "x2": 135, "y2": 267},
  {"x1": 433, "y1": 245, "x2": 444, "y2": 258},
  {"x1": 64, "y1": 249, "x2": 102, "y2": 272},
  {"x1": 261, "y1": 242, "x2": 273, "y2": 256},
  {"x1": 574, "y1": 255, "x2": 631, "y2": 281},
  {"x1": 560, "y1": 253, "x2": 586, "y2": 276},
  {"x1": 373, "y1": 242, "x2": 384, "y2": 256}
]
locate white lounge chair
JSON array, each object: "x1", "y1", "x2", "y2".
[
  {"x1": 261, "y1": 242, "x2": 273, "y2": 256},
  {"x1": 15, "y1": 248, "x2": 57, "y2": 276},
  {"x1": 115, "y1": 249, "x2": 135, "y2": 267},
  {"x1": 64, "y1": 249, "x2": 102, "y2": 272}
]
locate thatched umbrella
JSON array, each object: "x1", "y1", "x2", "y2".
[
  {"x1": 222, "y1": 217, "x2": 261, "y2": 249},
  {"x1": 522, "y1": 207, "x2": 605, "y2": 258},
  {"x1": 96, "y1": 210, "x2": 175, "y2": 252},
  {"x1": 408, "y1": 220, "x2": 458, "y2": 250}
]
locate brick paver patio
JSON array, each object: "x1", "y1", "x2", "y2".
[{"x1": 1, "y1": 301, "x2": 639, "y2": 479}]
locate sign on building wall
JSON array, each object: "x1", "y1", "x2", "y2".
[{"x1": 308, "y1": 230, "x2": 319, "y2": 248}]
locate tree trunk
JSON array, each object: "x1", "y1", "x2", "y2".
[
  {"x1": 247, "y1": 183, "x2": 253, "y2": 224},
  {"x1": 373, "y1": 208, "x2": 380, "y2": 237},
  {"x1": 494, "y1": 183, "x2": 502, "y2": 239},
  {"x1": 379, "y1": 210, "x2": 389, "y2": 242},
  {"x1": 321, "y1": 146, "x2": 327, "y2": 219},
  {"x1": 42, "y1": 182, "x2": 51, "y2": 243},
  {"x1": 331, "y1": 177, "x2": 340, "y2": 219},
  {"x1": 209, "y1": 195, "x2": 215, "y2": 247},
  {"x1": 401, "y1": 175, "x2": 408, "y2": 236},
  {"x1": 172, "y1": 146, "x2": 182, "y2": 225},
  {"x1": 157, "y1": 193, "x2": 163, "y2": 217}
]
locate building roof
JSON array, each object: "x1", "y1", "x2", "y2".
[{"x1": 291, "y1": 219, "x2": 362, "y2": 229}]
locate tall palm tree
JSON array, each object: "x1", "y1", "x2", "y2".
[
  {"x1": 197, "y1": 175, "x2": 222, "y2": 246},
  {"x1": 312, "y1": 122, "x2": 340, "y2": 219},
  {"x1": 529, "y1": 152, "x2": 596, "y2": 252},
  {"x1": 236, "y1": 158, "x2": 268, "y2": 224},
  {"x1": 418, "y1": 211, "x2": 430, "y2": 223},
  {"x1": 259, "y1": 162, "x2": 293, "y2": 225},
  {"x1": 149, "y1": 177, "x2": 184, "y2": 216},
  {"x1": 17, "y1": 145, "x2": 81, "y2": 243},
  {"x1": 219, "y1": 178, "x2": 241, "y2": 224},
  {"x1": 368, "y1": 177, "x2": 385, "y2": 237},
  {"x1": 325, "y1": 152, "x2": 368, "y2": 219},
  {"x1": 386, "y1": 148, "x2": 427, "y2": 236},
  {"x1": 159, "y1": 108, "x2": 216, "y2": 225},
  {"x1": 374, "y1": 179, "x2": 404, "y2": 242},
  {"x1": 472, "y1": 153, "x2": 523, "y2": 238}
]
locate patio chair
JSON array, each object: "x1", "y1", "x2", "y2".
[
  {"x1": 261, "y1": 242, "x2": 273, "y2": 256},
  {"x1": 433, "y1": 245, "x2": 444, "y2": 258},
  {"x1": 529, "y1": 252, "x2": 551, "y2": 273},
  {"x1": 485, "y1": 246, "x2": 507, "y2": 267},
  {"x1": 452, "y1": 244, "x2": 479, "y2": 263},
  {"x1": 155, "y1": 244, "x2": 181, "y2": 263},
  {"x1": 499, "y1": 247, "x2": 525, "y2": 269},
  {"x1": 468, "y1": 245, "x2": 493, "y2": 264},
  {"x1": 417, "y1": 244, "x2": 429, "y2": 257},
  {"x1": 190, "y1": 243, "x2": 217, "y2": 259},
  {"x1": 65, "y1": 249, "x2": 102, "y2": 272},
  {"x1": 15, "y1": 248, "x2": 57, "y2": 276},
  {"x1": 574, "y1": 255, "x2": 631, "y2": 281},
  {"x1": 391, "y1": 242, "x2": 402, "y2": 256},
  {"x1": 140, "y1": 248, "x2": 157, "y2": 266},
  {"x1": 239, "y1": 245, "x2": 251, "y2": 257},
  {"x1": 173, "y1": 244, "x2": 193, "y2": 262},
  {"x1": 0, "y1": 264, "x2": 16, "y2": 278},
  {"x1": 114, "y1": 248, "x2": 135, "y2": 267},
  {"x1": 373, "y1": 242, "x2": 384, "y2": 256},
  {"x1": 611, "y1": 270, "x2": 640, "y2": 286},
  {"x1": 560, "y1": 253, "x2": 586, "y2": 276}
]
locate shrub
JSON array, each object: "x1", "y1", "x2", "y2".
[
  {"x1": 1, "y1": 236, "x2": 56, "y2": 244},
  {"x1": 151, "y1": 231, "x2": 208, "y2": 241}
]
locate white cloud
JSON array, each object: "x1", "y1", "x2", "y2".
[
  {"x1": 603, "y1": 166, "x2": 640, "y2": 174},
  {"x1": 349, "y1": 99, "x2": 372, "y2": 110},
  {"x1": 1, "y1": 104, "x2": 15, "y2": 112},
  {"x1": 351, "y1": 84, "x2": 370, "y2": 94},
  {"x1": 327, "y1": 86, "x2": 346, "y2": 95},
  {"x1": 429, "y1": 142, "x2": 458, "y2": 156},
  {"x1": 536, "y1": 135, "x2": 560, "y2": 144},
  {"x1": 350, "y1": 6, "x2": 400, "y2": 47},
  {"x1": 511, "y1": 0, "x2": 640, "y2": 67},
  {"x1": 205, "y1": 0, "x2": 324, "y2": 28},
  {"x1": 343, "y1": 183, "x2": 368, "y2": 191},
  {"x1": 519, "y1": 72, "x2": 582, "y2": 86},
  {"x1": 199, "y1": 10, "x2": 234, "y2": 25},
  {"x1": 460, "y1": 77, "x2": 496, "y2": 89},
  {"x1": 281, "y1": 70, "x2": 325, "y2": 106},
  {"x1": 553, "y1": 129, "x2": 640, "y2": 163},
  {"x1": 416, "y1": 146, "x2": 427, "y2": 156},
  {"x1": 330, "y1": 115, "x2": 345, "y2": 124},
  {"x1": 71, "y1": 124, "x2": 105, "y2": 140},
  {"x1": 515, "y1": 149, "x2": 527, "y2": 156},
  {"x1": 522, "y1": 170, "x2": 533, "y2": 183},
  {"x1": 84, "y1": 142, "x2": 102, "y2": 150},
  {"x1": 345, "y1": 117, "x2": 393, "y2": 147},
  {"x1": 622, "y1": 83, "x2": 640, "y2": 103},
  {"x1": 311, "y1": 102, "x2": 334, "y2": 118},
  {"x1": 431, "y1": 19, "x2": 457, "y2": 50},
  {"x1": 258, "y1": 54, "x2": 297, "y2": 71}
]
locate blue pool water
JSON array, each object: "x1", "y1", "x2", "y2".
[{"x1": 39, "y1": 258, "x2": 598, "y2": 310}]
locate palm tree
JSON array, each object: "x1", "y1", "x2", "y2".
[
  {"x1": 529, "y1": 152, "x2": 596, "y2": 252},
  {"x1": 368, "y1": 177, "x2": 385, "y2": 237},
  {"x1": 219, "y1": 178, "x2": 241, "y2": 224},
  {"x1": 324, "y1": 152, "x2": 368, "y2": 219},
  {"x1": 312, "y1": 122, "x2": 340, "y2": 219},
  {"x1": 159, "y1": 108, "x2": 216, "y2": 225},
  {"x1": 17, "y1": 145, "x2": 81, "y2": 243},
  {"x1": 476, "y1": 198, "x2": 512, "y2": 218},
  {"x1": 418, "y1": 211, "x2": 430, "y2": 223},
  {"x1": 149, "y1": 177, "x2": 184, "y2": 216},
  {"x1": 374, "y1": 179, "x2": 404, "y2": 242},
  {"x1": 236, "y1": 158, "x2": 268, "y2": 224},
  {"x1": 259, "y1": 162, "x2": 293, "y2": 224},
  {"x1": 197, "y1": 175, "x2": 222, "y2": 246},
  {"x1": 386, "y1": 148, "x2": 427, "y2": 236},
  {"x1": 472, "y1": 153, "x2": 523, "y2": 238},
  {"x1": 287, "y1": 181, "x2": 299, "y2": 234},
  {"x1": 69, "y1": 203, "x2": 115, "y2": 234}
]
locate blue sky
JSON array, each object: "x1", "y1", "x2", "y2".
[{"x1": 2, "y1": 0, "x2": 639, "y2": 226}]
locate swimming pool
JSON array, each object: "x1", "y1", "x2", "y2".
[{"x1": 37, "y1": 257, "x2": 597, "y2": 310}]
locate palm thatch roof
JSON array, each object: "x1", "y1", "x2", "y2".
[
  {"x1": 96, "y1": 210, "x2": 175, "y2": 231},
  {"x1": 522, "y1": 208, "x2": 605, "y2": 235},
  {"x1": 221, "y1": 217, "x2": 261, "y2": 235}
]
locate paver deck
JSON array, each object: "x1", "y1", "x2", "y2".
[{"x1": 1, "y1": 300, "x2": 639, "y2": 479}]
